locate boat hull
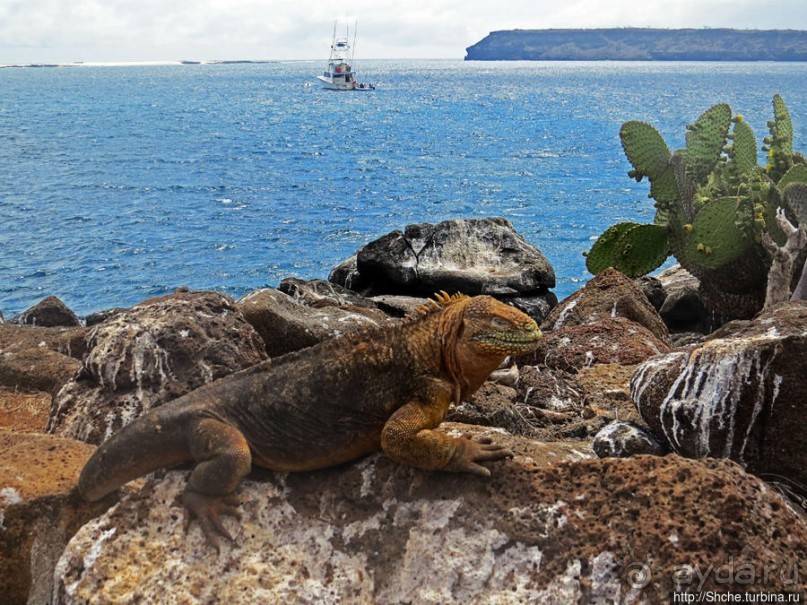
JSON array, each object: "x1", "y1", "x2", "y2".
[{"x1": 316, "y1": 76, "x2": 374, "y2": 91}]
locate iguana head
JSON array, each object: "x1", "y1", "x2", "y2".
[
  {"x1": 423, "y1": 293, "x2": 542, "y2": 399},
  {"x1": 453, "y1": 294, "x2": 542, "y2": 356}
]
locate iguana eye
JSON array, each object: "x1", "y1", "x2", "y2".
[{"x1": 490, "y1": 317, "x2": 511, "y2": 330}]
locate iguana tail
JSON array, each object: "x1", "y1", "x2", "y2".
[{"x1": 78, "y1": 407, "x2": 192, "y2": 501}]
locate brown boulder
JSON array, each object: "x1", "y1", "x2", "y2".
[
  {"x1": 0, "y1": 324, "x2": 89, "y2": 360},
  {"x1": 529, "y1": 317, "x2": 670, "y2": 374},
  {"x1": 0, "y1": 347, "x2": 80, "y2": 394},
  {"x1": 47, "y1": 291, "x2": 267, "y2": 444},
  {"x1": 237, "y1": 287, "x2": 391, "y2": 357},
  {"x1": 9, "y1": 295, "x2": 81, "y2": 327},
  {"x1": 543, "y1": 268, "x2": 669, "y2": 342},
  {"x1": 0, "y1": 430, "x2": 118, "y2": 605},
  {"x1": 53, "y1": 433, "x2": 804, "y2": 603},
  {"x1": 632, "y1": 300, "x2": 807, "y2": 492}
]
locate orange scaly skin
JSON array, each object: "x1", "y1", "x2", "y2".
[{"x1": 78, "y1": 293, "x2": 542, "y2": 549}]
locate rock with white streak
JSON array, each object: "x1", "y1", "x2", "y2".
[
  {"x1": 53, "y1": 424, "x2": 806, "y2": 604},
  {"x1": 47, "y1": 291, "x2": 267, "y2": 444},
  {"x1": 592, "y1": 421, "x2": 667, "y2": 458},
  {"x1": 631, "y1": 300, "x2": 807, "y2": 489}
]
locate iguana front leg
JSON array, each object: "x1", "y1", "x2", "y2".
[
  {"x1": 183, "y1": 418, "x2": 252, "y2": 551},
  {"x1": 380, "y1": 397, "x2": 512, "y2": 477}
]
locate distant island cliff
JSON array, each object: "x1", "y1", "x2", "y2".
[{"x1": 464, "y1": 28, "x2": 807, "y2": 61}]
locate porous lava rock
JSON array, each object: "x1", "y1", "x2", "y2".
[
  {"x1": 53, "y1": 429, "x2": 805, "y2": 604},
  {"x1": 528, "y1": 317, "x2": 670, "y2": 374},
  {"x1": 631, "y1": 300, "x2": 807, "y2": 492},
  {"x1": 236, "y1": 287, "x2": 391, "y2": 358},
  {"x1": 9, "y1": 295, "x2": 81, "y2": 327},
  {"x1": 543, "y1": 268, "x2": 669, "y2": 343},
  {"x1": 0, "y1": 324, "x2": 88, "y2": 360},
  {"x1": 0, "y1": 388, "x2": 51, "y2": 432},
  {"x1": 330, "y1": 217, "x2": 556, "y2": 306},
  {"x1": 0, "y1": 430, "x2": 118, "y2": 605},
  {"x1": 0, "y1": 346, "x2": 80, "y2": 394},
  {"x1": 47, "y1": 291, "x2": 267, "y2": 444}
]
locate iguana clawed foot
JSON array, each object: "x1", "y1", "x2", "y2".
[
  {"x1": 446, "y1": 434, "x2": 513, "y2": 477},
  {"x1": 182, "y1": 491, "x2": 242, "y2": 552}
]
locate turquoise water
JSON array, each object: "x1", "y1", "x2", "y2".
[{"x1": 1, "y1": 60, "x2": 806, "y2": 316}]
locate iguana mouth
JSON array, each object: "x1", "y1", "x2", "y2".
[{"x1": 475, "y1": 329, "x2": 542, "y2": 351}]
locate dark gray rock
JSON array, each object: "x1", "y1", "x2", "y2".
[
  {"x1": 331, "y1": 217, "x2": 556, "y2": 300},
  {"x1": 10, "y1": 296, "x2": 81, "y2": 328},
  {"x1": 637, "y1": 276, "x2": 665, "y2": 311},
  {"x1": 369, "y1": 294, "x2": 431, "y2": 317},
  {"x1": 278, "y1": 278, "x2": 377, "y2": 310},
  {"x1": 592, "y1": 421, "x2": 667, "y2": 458},
  {"x1": 655, "y1": 265, "x2": 722, "y2": 333},
  {"x1": 508, "y1": 292, "x2": 558, "y2": 324}
]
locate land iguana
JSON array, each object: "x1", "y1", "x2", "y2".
[{"x1": 78, "y1": 292, "x2": 542, "y2": 549}]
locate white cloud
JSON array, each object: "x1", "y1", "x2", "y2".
[{"x1": 1, "y1": 0, "x2": 805, "y2": 63}]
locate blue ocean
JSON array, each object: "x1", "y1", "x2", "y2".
[{"x1": 2, "y1": 60, "x2": 806, "y2": 317}]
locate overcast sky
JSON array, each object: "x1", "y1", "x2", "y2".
[{"x1": 2, "y1": 0, "x2": 806, "y2": 64}]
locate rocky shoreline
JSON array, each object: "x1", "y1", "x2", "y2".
[{"x1": 1, "y1": 217, "x2": 805, "y2": 603}]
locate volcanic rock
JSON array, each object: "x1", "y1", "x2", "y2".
[
  {"x1": 528, "y1": 317, "x2": 670, "y2": 374},
  {"x1": 53, "y1": 432, "x2": 805, "y2": 603},
  {"x1": 0, "y1": 430, "x2": 118, "y2": 605},
  {"x1": 9, "y1": 295, "x2": 81, "y2": 327},
  {"x1": 592, "y1": 420, "x2": 667, "y2": 458},
  {"x1": 543, "y1": 268, "x2": 669, "y2": 343},
  {"x1": 330, "y1": 217, "x2": 555, "y2": 298},
  {"x1": 47, "y1": 291, "x2": 267, "y2": 444},
  {"x1": 631, "y1": 300, "x2": 807, "y2": 492},
  {"x1": 237, "y1": 287, "x2": 391, "y2": 358}
]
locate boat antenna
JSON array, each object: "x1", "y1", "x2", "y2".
[{"x1": 353, "y1": 21, "x2": 358, "y2": 60}]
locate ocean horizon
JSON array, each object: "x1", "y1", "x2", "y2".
[{"x1": 2, "y1": 59, "x2": 806, "y2": 317}]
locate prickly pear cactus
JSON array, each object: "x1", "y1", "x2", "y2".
[
  {"x1": 587, "y1": 95, "x2": 807, "y2": 319},
  {"x1": 586, "y1": 222, "x2": 669, "y2": 276}
]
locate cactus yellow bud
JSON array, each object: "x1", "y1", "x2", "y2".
[{"x1": 683, "y1": 224, "x2": 694, "y2": 233}]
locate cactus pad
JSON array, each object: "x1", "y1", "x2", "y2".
[
  {"x1": 620, "y1": 121, "x2": 671, "y2": 180},
  {"x1": 619, "y1": 121, "x2": 678, "y2": 210},
  {"x1": 772, "y1": 93, "x2": 793, "y2": 154},
  {"x1": 684, "y1": 103, "x2": 732, "y2": 185},
  {"x1": 683, "y1": 197, "x2": 752, "y2": 269},
  {"x1": 728, "y1": 118, "x2": 758, "y2": 177},
  {"x1": 586, "y1": 222, "x2": 669, "y2": 277},
  {"x1": 783, "y1": 182, "x2": 807, "y2": 226},
  {"x1": 777, "y1": 164, "x2": 807, "y2": 192}
]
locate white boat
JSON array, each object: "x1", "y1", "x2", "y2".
[{"x1": 316, "y1": 22, "x2": 374, "y2": 91}]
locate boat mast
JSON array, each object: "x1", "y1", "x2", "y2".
[{"x1": 352, "y1": 21, "x2": 358, "y2": 63}]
